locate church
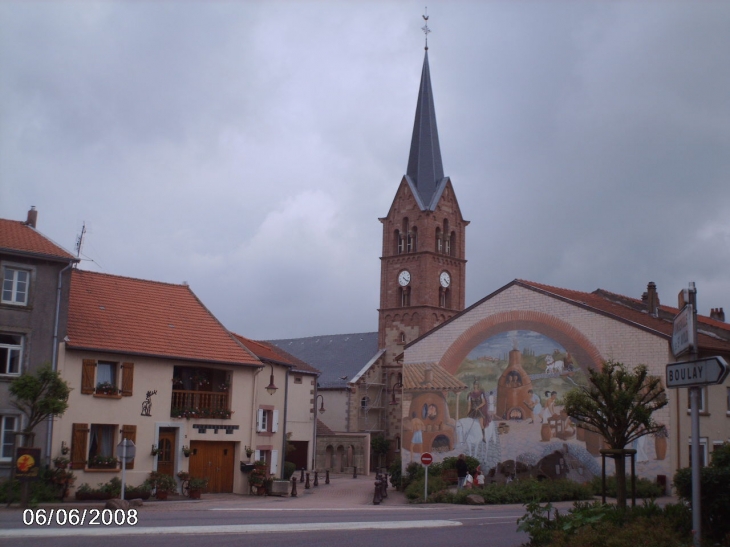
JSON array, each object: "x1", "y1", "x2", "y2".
[{"x1": 274, "y1": 38, "x2": 730, "y2": 485}]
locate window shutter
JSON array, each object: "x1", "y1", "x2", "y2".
[
  {"x1": 81, "y1": 360, "x2": 96, "y2": 394},
  {"x1": 71, "y1": 423, "x2": 89, "y2": 469},
  {"x1": 121, "y1": 425, "x2": 137, "y2": 469},
  {"x1": 272, "y1": 410, "x2": 279, "y2": 433},
  {"x1": 270, "y1": 449, "x2": 279, "y2": 475},
  {"x1": 254, "y1": 449, "x2": 260, "y2": 462},
  {"x1": 256, "y1": 409, "x2": 264, "y2": 432},
  {"x1": 121, "y1": 362, "x2": 134, "y2": 396}
]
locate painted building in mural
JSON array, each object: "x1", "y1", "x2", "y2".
[{"x1": 402, "y1": 280, "x2": 730, "y2": 486}]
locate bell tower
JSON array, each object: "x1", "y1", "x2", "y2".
[{"x1": 377, "y1": 46, "x2": 468, "y2": 355}]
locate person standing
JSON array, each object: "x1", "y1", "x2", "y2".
[{"x1": 456, "y1": 454, "x2": 468, "y2": 490}]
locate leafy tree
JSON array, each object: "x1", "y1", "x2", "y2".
[
  {"x1": 9, "y1": 364, "x2": 71, "y2": 447},
  {"x1": 371, "y1": 435, "x2": 390, "y2": 468},
  {"x1": 563, "y1": 360, "x2": 667, "y2": 508}
]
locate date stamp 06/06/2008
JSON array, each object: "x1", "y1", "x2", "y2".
[{"x1": 22, "y1": 508, "x2": 138, "y2": 527}]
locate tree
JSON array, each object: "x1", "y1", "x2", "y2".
[
  {"x1": 9, "y1": 364, "x2": 71, "y2": 447},
  {"x1": 563, "y1": 360, "x2": 667, "y2": 508},
  {"x1": 371, "y1": 435, "x2": 390, "y2": 468}
]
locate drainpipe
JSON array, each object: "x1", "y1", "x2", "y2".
[
  {"x1": 45, "y1": 262, "x2": 74, "y2": 465},
  {"x1": 312, "y1": 383, "x2": 318, "y2": 470},
  {"x1": 281, "y1": 366, "x2": 289, "y2": 478}
]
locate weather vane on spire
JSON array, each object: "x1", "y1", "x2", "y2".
[{"x1": 421, "y1": 7, "x2": 431, "y2": 50}]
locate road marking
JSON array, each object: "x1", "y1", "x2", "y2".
[
  {"x1": 455, "y1": 516, "x2": 520, "y2": 520},
  {"x1": 0, "y1": 520, "x2": 461, "y2": 539},
  {"x1": 210, "y1": 506, "x2": 434, "y2": 511}
]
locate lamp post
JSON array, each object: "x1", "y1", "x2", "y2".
[
  {"x1": 316, "y1": 394, "x2": 326, "y2": 414},
  {"x1": 265, "y1": 363, "x2": 278, "y2": 395},
  {"x1": 390, "y1": 381, "x2": 403, "y2": 405}
]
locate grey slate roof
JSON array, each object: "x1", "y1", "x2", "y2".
[
  {"x1": 406, "y1": 50, "x2": 446, "y2": 210},
  {"x1": 267, "y1": 332, "x2": 379, "y2": 389}
]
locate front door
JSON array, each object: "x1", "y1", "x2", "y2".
[
  {"x1": 157, "y1": 428, "x2": 176, "y2": 477},
  {"x1": 189, "y1": 441, "x2": 235, "y2": 493}
]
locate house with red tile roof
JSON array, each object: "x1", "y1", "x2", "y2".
[
  {"x1": 231, "y1": 334, "x2": 320, "y2": 474},
  {"x1": 0, "y1": 208, "x2": 78, "y2": 478},
  {"x1": 53, "y1": 268, "x2": 296, "y2": 495},
  {"x1": 400, "y1": 279, "x2": 730, "y2": 488}
]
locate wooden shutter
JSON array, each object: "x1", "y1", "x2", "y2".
[
  {"x1": 121, "y1": 424, "x2": 137, "y2": 469},
  {"x1": 81, "y1": 360, "x2": 96, "y2": 394},
  {"x1": 272, "y1": 410, "x2": 279, "y2": 433},
  {"x1": 121, "y1": 362, "x2": 134, "y2": 396},
  {"x1": 71, "y1": 423, "x2": 89, "y2": 469}
]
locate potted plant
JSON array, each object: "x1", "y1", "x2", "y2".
[
  {"x1": 248, "y1": 467, "x2": 266, "y2": 495},
  {"x1": 245, "y1": 446, "x2": 254, "y2": 459},
  {"x1": 653, "y1": 425, "x2": 668, "y2": 460},
  {"x1": 176, "y1": 471, "x2": 191, "y2": 481},
  {"x1": 89, "y1": 455, "x2": 119, "y2": 469},
  {"x1": 53, "y1": 456, "x2": 70, "y2": 469},
  {"x1": 146, "y1": 471, "x2": 177, "y2": 500},
  {"x1": 95, "y1": 381, "x2": 118, "y2": 395},
  {"x1": 187, "y1": 476, "x2": 208, "y2": 499}
]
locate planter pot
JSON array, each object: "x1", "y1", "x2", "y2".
[
  {"x1": 654, "y1": 436, "x2": 667, "y2": 460},
  {"x1": 584, "y1": 430, "x2": 603, "y2": 456},
  {"x1": 540, "y1": 423, "x2": 552, "y2": 442},
  {"x1": 189, "y1": 489, "x2": 201, "y2": 500},
  {"x1": 75, "y1": 491, "x2": 114, "y2": 501},
  {"x1": 576, "y1": 426, "x2": 586, "y2": 442},
  {"x1": 156, "y1": 491, "x2": 169, "y2": 501},
  {"x1": 125, "y1": 490, "x2": 151, "y2": 500},
  {"x1": 256, "y1": 485, "x2": 266, "y2": 496}
]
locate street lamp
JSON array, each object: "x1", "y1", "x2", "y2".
[
  {"x1": 265, "y1": 363, "x2": 278, "y2": 395},
  {"x1": 316, "y1": 394, "x2": 326, "y2": 414},
  {"x1": 390, "y1": 381, "x2": 403, "y2": 405}
]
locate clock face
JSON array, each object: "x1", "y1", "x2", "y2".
[
  {"x1": 440, "y1": 271, "x2": 451, "y2": 288},
  {"x1": 398, "y1": 270, "x2": 411, "y2": 287}
]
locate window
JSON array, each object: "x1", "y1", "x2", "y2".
[
  {"x1": 0, "y1": 333, "x2": 23, "y2": 375},
  {"x1": 81, "y1": 359, "x2": 134, "y2": 397},
  {"x1": 294, "y1": 376, "x2": 302, "y2": 384},
  {"x1": 687, "y1": 387, "x2": 708, "y2": 414},
  {"x1": 2, "y1": 267, "x2": 30, "y2": 305},
  {"x1": 254, "y1": 448, "x2": 279, "y2": 475},
  {"x1": 688, "y1": 437, "x2": 709, "y2": 467},
  {"x1": 71, "y1": 422, "x2": 136, "y2": 469},
  {"x1": 1, "y1": 416, "x2": 18, "y2": 461},
  {"x1": 435, "y1": 227, "x2": 442, "y2": 253},
  {"x1": 399, "y1": 286, "x2": 410, "y2": 307},
  {"x1": 256, "y1": 408, "x2": 279, "y2": 433}
]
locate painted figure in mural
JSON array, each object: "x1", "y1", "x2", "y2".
[
  {"x1": 487, "y1": 390, "x2": 496, "y2": 420},
  {"x1": 526, "y1": 389, "x2": 543, "y2": 423},
  {"x1": 467, "y1": 380, "x2": 489, "y2": 441},
  {"x1": 410, "y1": 414, "x2": 424, "y2": 463},
  {"x1": 632, "y1": 429, "x2": 651, "y2": 462},
  {"x1": 427, "y1": 404, "x2": 438, "y2": 420},
  {"x1": 541, "y1": 391, "x2": 558, "y2": 422}
]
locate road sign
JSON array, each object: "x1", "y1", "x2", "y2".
[
  {"x1": 420, "y1": 452, "x2": 433, "y2": 466},
  {"x1": 666, "y1": 356, "x2": 729, "y2": 388},
  {"x1": 672, "y1": 305, "x2": 695, "y2": 358}
]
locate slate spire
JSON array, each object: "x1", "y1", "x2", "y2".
[{"x1": 406, "y1": 50, "x2": 444, "y2": 208}]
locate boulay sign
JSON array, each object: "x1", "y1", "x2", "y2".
[{"x1": 666, "y1": 356, "x2": 729, "y2": 388}]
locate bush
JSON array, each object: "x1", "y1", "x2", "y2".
[
  {"x1": 589, "y1": 475, "x2": 665, "y2": 499},
  {"x1": 283, "y1": 461, "x2": 296, "y2": 480},
  {"x1": 0, "y1": 466, "x2": 72, "y2": 504},
  {"x1": 674, "y1": 465, "x2": 730, "y2": 544},
  {"x1": 518, "y1": 500, "x2": 693, "y2": 547},
  {"x1": 388, "y1": 457, "x2": 402, "y2": 489},
  {"x1": 404, "y1": 475, "x2": 447, "y2": 500}
]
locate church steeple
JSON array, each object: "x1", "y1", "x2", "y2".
[{"x1": 405, "y1": 51, "x2": 445, "y2": 210}]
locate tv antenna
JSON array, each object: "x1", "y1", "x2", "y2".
[{"x1": 75, "y1": 222, "x2": 86, "y2": 260}]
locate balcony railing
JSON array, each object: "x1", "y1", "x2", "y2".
[{"x1": 171, "y1": 390, "x2": 232, "y2": 419}]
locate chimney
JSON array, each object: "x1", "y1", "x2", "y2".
[
  {"x1": 646, "y1": 282, "x2": 660, "y2": 316},
  {"x1": 710, "y1": 308, "x2": 725, "y2": 322},
  {"x1": 424, "y1": 367, "x2": 433, "y2": 384},
  {"x1": 25, "y1": 206, "x2": 38, "y2": 228}
]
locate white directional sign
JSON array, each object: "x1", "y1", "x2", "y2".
[
  {"x1": 671, "y1": 305, "x2": 695, "y2": 358},
  {"x1": 666, "y1": 356, "x2": 729, "y2": 388}
]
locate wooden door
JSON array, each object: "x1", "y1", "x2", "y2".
[
  {"x1": 189, "y1": 441, "x2": 235, "y2": 493},
  {"x1": 157, "y1": 428, "x2": 176, "y2": 477}
]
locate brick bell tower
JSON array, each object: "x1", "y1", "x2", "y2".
[{"x1": 378, "y1": 47, "x2": 468, "y2": 359}]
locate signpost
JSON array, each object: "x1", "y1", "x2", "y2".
[
  {"x1": 671, "y1": 305, "x2": 695, "y2": 358},
  {"x1": 421, "y1": 452, "x2": 433, "y2": 501},
  {"x1": 117, "y1": 439, "x2": 136, "y2": 501},
  {"x1": 666, "y1": 357, "x2": 728, "y2": 388}
]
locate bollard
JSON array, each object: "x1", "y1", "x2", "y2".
[
  {"x1": 291, "y1": 477, "x2": 298, "y2": 497},
  {"x1": 325, "y1": 470, "x2": 330, "y2": 484},
  {"x1": 300, "y1": 468, "x2": 305, "y2": 483},
  {"x1": 373, "y1": 478, "x2": 382, "y2": 505},
  {"x1": 314, "y1": 471, "x2": 319, "y2": 487},
  {"x1": 353, "y1": 466, "x2": 357, "y2": 479},
  {"x1": 305, "y1": 472, "x2": 311, "y2": 489},
  {"x1": 382, "y1": 472, "x2": 388, "y2": 498}
]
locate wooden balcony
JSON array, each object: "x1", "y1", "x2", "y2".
[{"x1": 170, "y1": 390, "x2": 232, "y2": 419}]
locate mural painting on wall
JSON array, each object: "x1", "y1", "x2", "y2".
[{"x1": 403, "y1": 330, "x2": 669, "y2": 482}]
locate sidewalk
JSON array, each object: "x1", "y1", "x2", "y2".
[{"x1": 2, "y1": 474, "x2": 409, "y2": 512}]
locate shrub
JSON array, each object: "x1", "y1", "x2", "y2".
[
  {"x1": 388, "y1": 457, "x2": 402, "y2": 489},
  {"x1": 0, "y1": 466, "x2": 71, "y2": 504},
  {"x1": 590, "y1": 475, "x2": 665, "y2": 499},
  {"x1": 674, "y1": 465, "x2": 730, "y2": 544},
  {"x1": 404, "y1": 475, "x2": 447, "y2": 500},
  {"x1": 283, "y1": 461, "x2": 296, "y2": 480}
]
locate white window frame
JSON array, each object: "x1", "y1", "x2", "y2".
[
  {"x1": 2, "y1": 266, "x2": 30, "y2": 306},
  {"x1": 0, "y1": 333, "x2": 23, "y2": 376},
  {"x1": 1, "y1": 416, "x2": 18, "y2": 461},
  {"x1": 257, "y1": 408, "x2": 279, "y2": 433}
]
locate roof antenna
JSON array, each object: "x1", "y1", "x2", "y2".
[
  {"x1": 421, "y1": 7, "x2": 430, "y2": 50},
  {"x1": 75, "y1": 222, "x2": 86, "y2": 260}
]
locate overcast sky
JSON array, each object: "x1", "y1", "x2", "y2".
[{"x1": 2, "y1": 1, "x2": 729, "y2": 340}]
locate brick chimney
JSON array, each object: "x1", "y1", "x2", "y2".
[
  {"x1": 646, "y1": 282, "x2": 660, "y2": 316},
  {"x1": 25, "y1": 206, "x2": 37, "y2": 228},
  {"x1": 710, "y1": 308, "x2": 725, "y2": 322}
]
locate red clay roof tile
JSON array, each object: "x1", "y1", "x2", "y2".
[
  {"x1": 67, "y1": 269, "x2": 261, "y2": 365},
  {"x1": 0, "y1": 219, "x2": 76, "y2": 261},
  {"x1": 232, "y1": 334, "x2": 320, "y2": 375}
]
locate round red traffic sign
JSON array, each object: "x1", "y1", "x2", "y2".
[{"x1": 421, "y1": 452, "x2": 433, "y2": 466}]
